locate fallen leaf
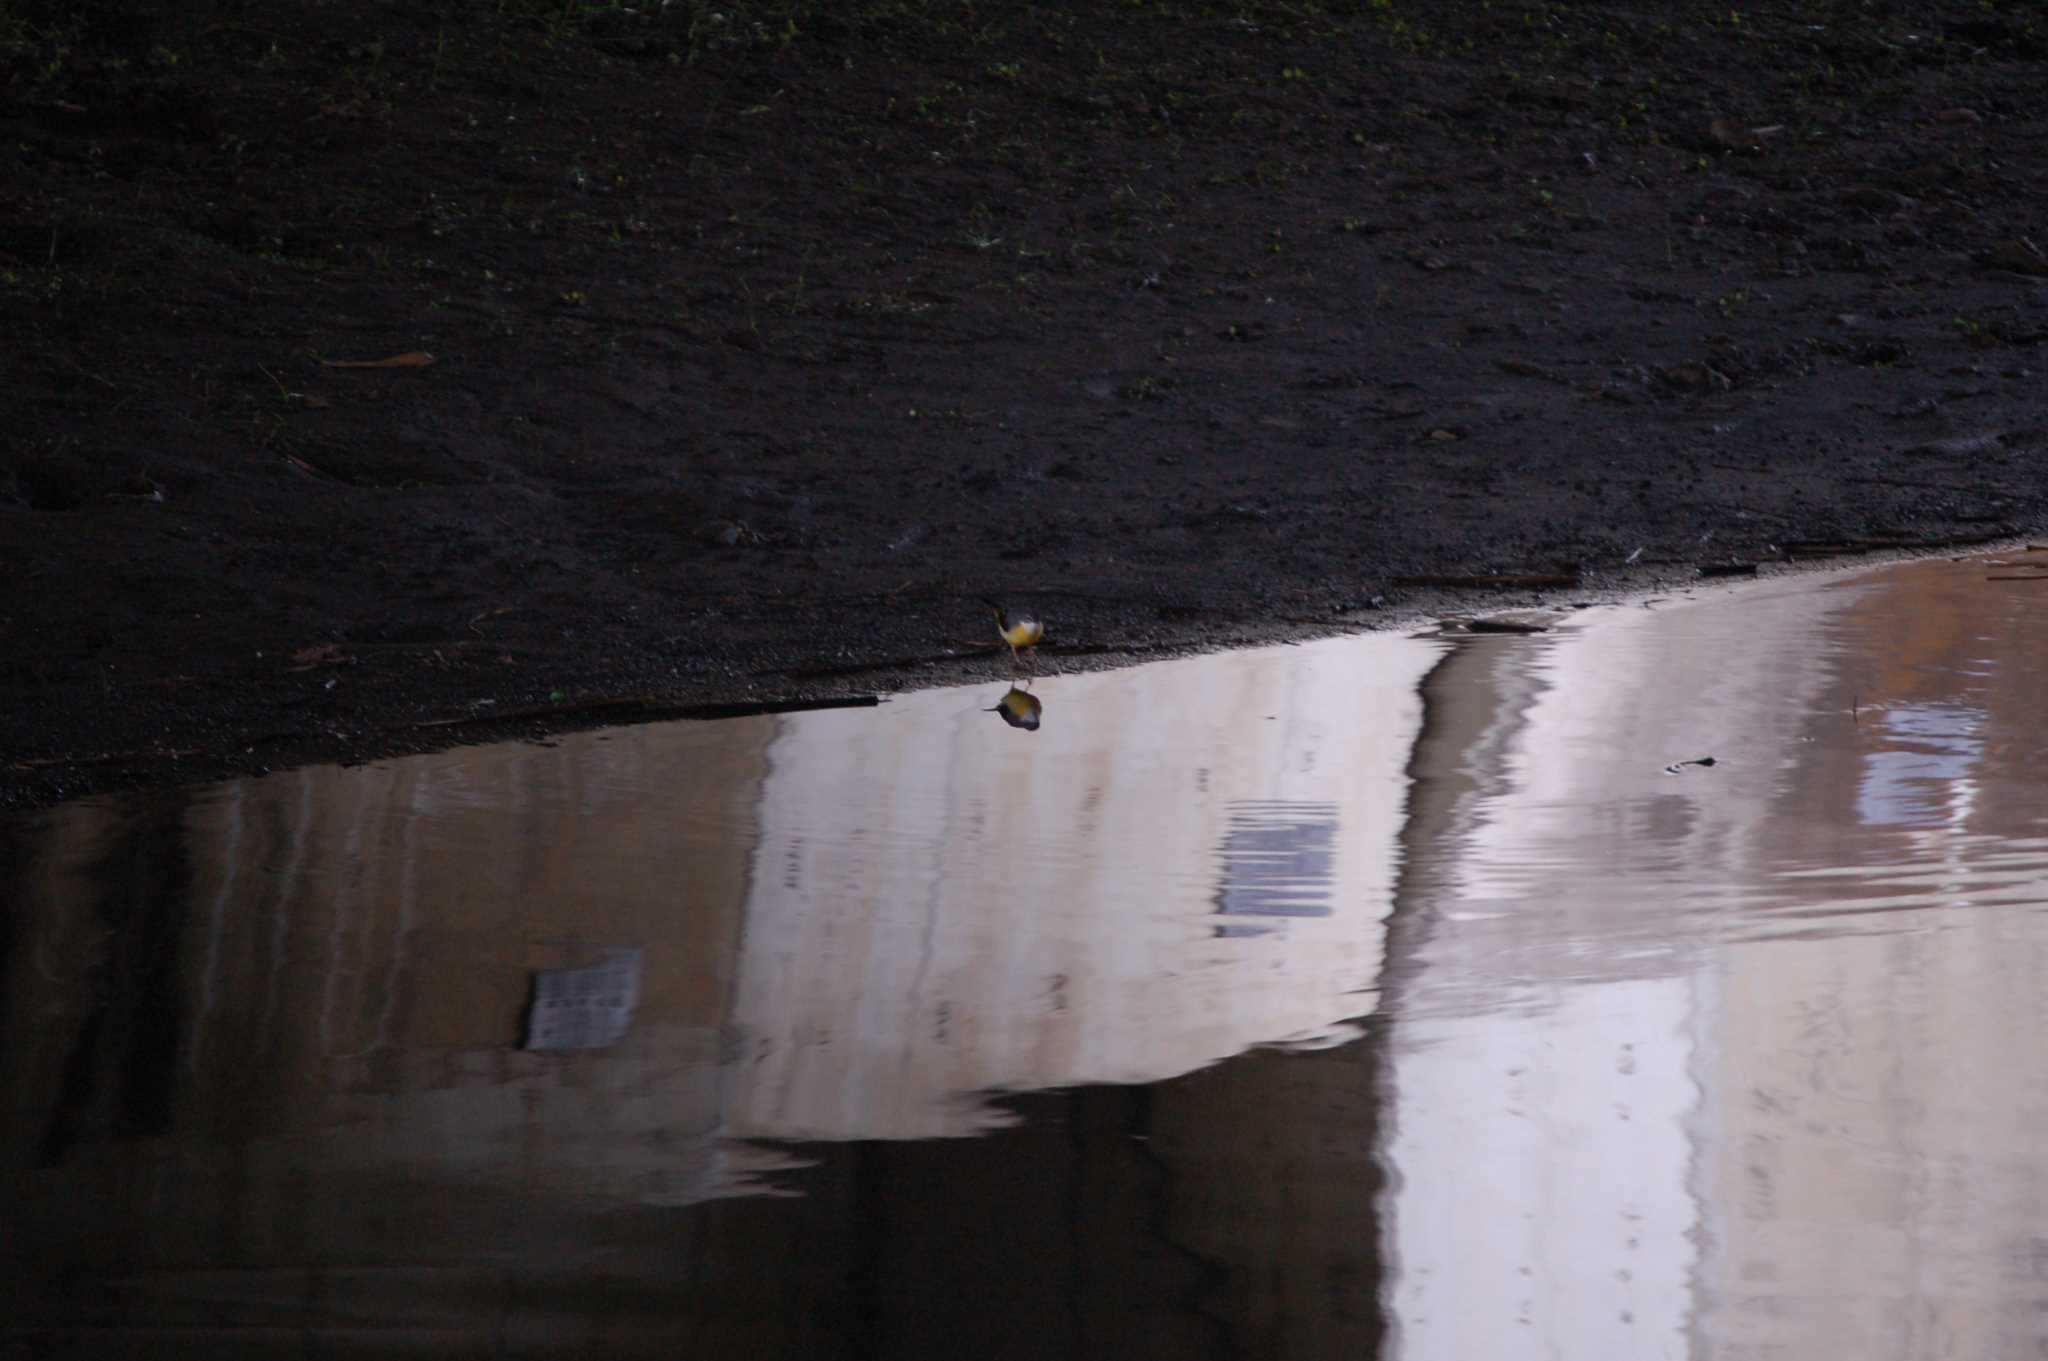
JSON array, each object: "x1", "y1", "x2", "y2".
[
  {"x1": 1900, "y1": 431, "x2": 2011, "y2": 458},
  {"x1": 1706, "y1": 117, "x2": 1763, "y2": 153},
  {"x1": 318, "y1": 351, "x2": 436, "y2": 369},
  {"x1": 1982, "y1": 238, "x2": 2048, "y2": 277},
  {"x1": 1934, "y1": 107, "x2": 1984, "y2": 126},
  {"x1": 1425, "y1": 428, "x2": 1461, "y2": 442},
  {"x1": 287, "y1": 643, "x2": 352, "y2": 671},
  {"x1": 1840, "y1": 186, "x2": 1914, "y2": 213},
  {"x1": 1658, "y1": 363, "x2": 1733, "y2": 392},
  {"x1": 704, "y1": 519, "x2": 764, "y2": 546},
  {"x1": 301, "y1": 394, "x2": 332, "y2": 409}
]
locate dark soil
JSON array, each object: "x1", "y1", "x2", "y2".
[{"x1": 5, "y1": 0, "x2": 2047, "y2": 808}]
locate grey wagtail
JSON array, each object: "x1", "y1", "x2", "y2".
[{"x1": 984, "y1": 600, "x2": 1045, "y2": 669}]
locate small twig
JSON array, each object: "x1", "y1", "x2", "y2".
[
  {"x1": 466, "y1": 606, "x2": 518, "y2": 636},
  {"x1": 1392, "y1": 573, "x2": 1580, "y2": 589},
  {"x1": 344, "y1": 638, "x2": 491, "y2": 652},
  {"x1": 56, "y1": 352, "x2": 120, "y2": 390},
  {"x1": 12, "y1": 746, "x2": 204, "y2": 770},
  {"x1": 782, "y1": 651, "x2": 979, "y2": 679},
  {"x1": 1780, "y1": 540, "x2": 1874, "y2": 555},
  {"x1": 256, "y1": 363, "x2": 295, "y2": 403},
  {"x1": 402, "y1": 693, "x2": 879, "y2": 731},
  {"x1": 1846, "y1": 473, "x2": 2019, "y2": 497}
]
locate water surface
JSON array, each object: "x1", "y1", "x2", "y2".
[{"x1": 4, "y1": 555, "x2": 2045, "y2": 1358}]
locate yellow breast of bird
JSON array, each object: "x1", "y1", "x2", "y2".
[
  {"x1": 996, "y1": 689, "x2": 1042, "y2": 730},
  {"x1": 1002, "y1": 618, "x2": 1044, "y2": 647}
]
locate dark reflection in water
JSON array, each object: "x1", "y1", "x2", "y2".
[
  {"x1": 34, "y1": 799, "x2": 189, "y2": 1162},
  {"x1": 675, "y1": 1052, "x2": 1387, "y2": 1361},
  {"x1": 0, "y1": 832, "x2": 1390, "y2": 1357},
  {"x1": 5, "y1": 555, "x2": 2048, "y2": 1358}
]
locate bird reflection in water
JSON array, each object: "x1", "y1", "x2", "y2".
[{"x1": 986, "y1": 684, "x2": 1043, "y2": 731}]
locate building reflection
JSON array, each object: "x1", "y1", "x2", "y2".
[
  {"x1": 1378, "y1": 560, "x2": 2048, "y2": 1361},
  {"x1": 725, "y1": 641, "x2": 1431, "y2": 1141},
  {"x1": 1692, "y1": 558, "x2": 2048, "y2": 1361},
  {"x1": 6, "y1": 557, "x2": 2044, "y2": 1358},
  {"x1": 1, "y1": 634, "x2": 1437, "y2": 1356}
]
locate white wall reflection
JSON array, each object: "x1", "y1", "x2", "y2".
[
  {"x1": 729, "y1": 636, "x2": 1439, "y2": 1139},
  {"x1": 1382, "y1": 559, "x2": 2048, "y2": 1361},
  {"x1": 1387, "y1": 980, "x2": 1695, "y2": 1360},
  {"x1": 1, "y1": 632, "x2": 1438, "y2": 1245}
]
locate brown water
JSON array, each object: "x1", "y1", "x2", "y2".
[{"x1": 4, "y1": 554, "x2": 2046, "y2": 1359}]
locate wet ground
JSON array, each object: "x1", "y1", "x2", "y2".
[
  {"x1": 6, "y1": 0, "x2": 2048, "y2": 807},
  {"x1": 4, "y1": 551, "x2": 2045, "y2": 1358}
]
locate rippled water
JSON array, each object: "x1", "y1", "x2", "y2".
[{"x1": 4, "y1": 554, "x2": 2045, "y2": 1358}]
